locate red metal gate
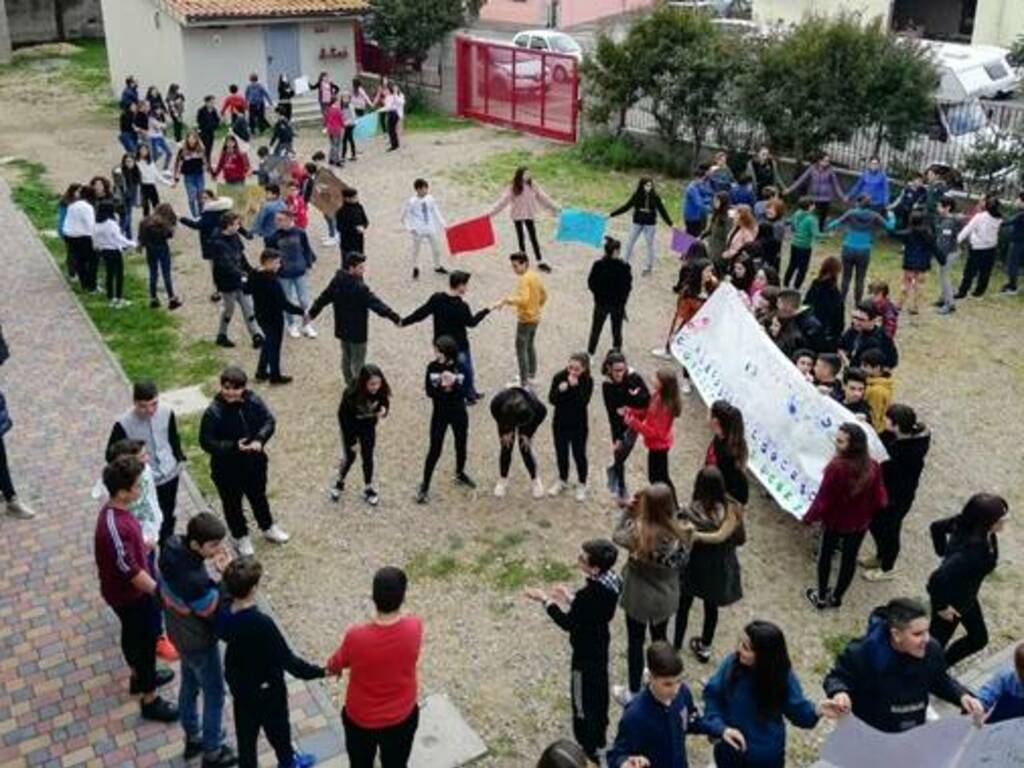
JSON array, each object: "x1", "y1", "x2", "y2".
[{"x1": 455, "y1": 36, "x2": 579, "y2": 143}]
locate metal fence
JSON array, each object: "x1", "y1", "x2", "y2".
[
  {"x1": 455, "y1": 36, "x2": 580, "y2": 143},
  {"x1": 622, "y1": 98, "x2": 1024, "y2": 195}
]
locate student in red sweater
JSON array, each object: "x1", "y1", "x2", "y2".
[
  {"x1": 212, "y1": 136, "x2": 251, "y2": 189},
  {"x1": 284, "y1": 179, "x2": 309, "y2": 230},
  {"x1": 803, "y1": 422, "x2": 887, "y2": 610},
  {"x1": 93, "y1": 455, "x2": 179, "y2": 722},
  {"x1": 623, "y1": 368, "x2": 682, "y2": 502},
  {"x1": 326, "y1": 567, "x2": 422, "y2": 768},
  {"x1": 220, "y1": 84, "x2": 246, "y2": 119}
]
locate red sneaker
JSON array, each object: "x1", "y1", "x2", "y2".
[{"x1": 155, "y1": 634, "x2": 179, "y2": 662}]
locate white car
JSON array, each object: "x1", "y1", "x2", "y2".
[
  {"x1": 925, "y1": 41, "x2": 1020, "y2": 99},
  {"x1": 512, "y1": 30, "x2": 582, "y2": 82}
]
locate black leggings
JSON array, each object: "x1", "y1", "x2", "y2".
[
  {"x1": 868, "y1": 504, "x2": 911, "y2": 572},
  {"x1": 343, "y1": 706, "x2": 419, "y2": 768},
  {"x1": 514, "y1": 219, "x2": 544, "y2": 262},
  {"x1": 647, "y1": 449, "x2": 675, "y2": 502},
  {"x1": 421, "y1": 407, "x2": 468, "y2": 490},
  {"x1": 113, "y1": 596, "x2": 158, "y2": 694},
  {"x1": 930, "y1": 598, "x2": 988, "y2": 668},
  {"x1": 500, "y1": 431, "x2": 538, "y2": 479},
  {"x1": 101, "y1": 249, "x2": 124, "y2": 300},
  {"x1": 785, "y1": 245, "x2": 812, "y2": 289},
  {"x1": 814, "y1": 201, "x2": 831, "y2": 230},
  {"x1": 0, "y1": 434, "x2": 16, "y2": 501},
  {"x1": 386, "y1": 110, "x2": 400, "y2": 149},
  {"x1": 958, "y1": 247, "x2": 997, "y2": 297},
  {"x1": 674, "y1": 588, "x2": 718, "y2": 650},
  {"x1": 625, "y1": 615, "x2": 668, "y2": 694},
  {"x1": 140, "y1": 184, "x2": 160, "y2": 217},
  {"x1": 554, "y1": 427, "x2": 588, "y2": 483},
  {"x1": 817, "y1": 529, "x2": 866, "y2": 604},
  {"x1": 340, "y1": 419, "x2": 377, "y2": 486},
  {"x1": 343, "y1": 125, "x2": 356, "y2": 159}
]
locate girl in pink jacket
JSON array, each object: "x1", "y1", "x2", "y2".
[
  {"x1": 623, "y1": 368, "x2": 682, "y2": 502},
  {"x1": 489, "y1": 166, "x2": 560, "y2": 272}
]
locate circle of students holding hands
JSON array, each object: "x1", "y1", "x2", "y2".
[{"x1": 36, "y1": 70, "x2": 1018, "y2": 768}]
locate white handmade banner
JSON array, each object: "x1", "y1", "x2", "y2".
[{"x1": 671, "y1": 283, "x2": 888, "y2": 519}]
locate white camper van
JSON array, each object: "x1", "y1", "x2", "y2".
[{"x1": 926, "y1": 41, "x2": 1020, "y2": 101}]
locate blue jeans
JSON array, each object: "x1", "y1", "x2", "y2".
[
  {"x1": 1007, "y1": 242, "x2": 1023, "y2": 290},
  {"x1": 277, "y1": 274, "x2": 310, "y2": 328},
  {"x1": 183, "y1": 173, "x2": 205, "y2": 218},
  {"x1": 147, "y1": 249, "x2": 175, "y2": 299},
  {"x1": 324, "y1": 213, "x2": 337, "y2": 239},
  {"x1": 624, "y1": 223, "x2": 657, "y2": 271},
  {"x1": 118, "y1": 132, "x2": 138, "y2": 154},
  {"x1": 178, "y1": 645, "x2": 226, "y2": 754},
  {"x1": 457, "y1": 348, "x2": 478, "y2": 400},
  {"x1": 150, "y1": 136, "x2": 173, "y2": 170}
]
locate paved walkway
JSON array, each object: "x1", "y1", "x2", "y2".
[{"x1": 0, "y1": 180, "x2": 345, "y2": 767}]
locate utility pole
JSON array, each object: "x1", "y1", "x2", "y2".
[
  {"x1": 0, "y1": 0, "x2": 11, "y2": 64},
  {"x1": 54, "y1": 0, "x2": 66, "y2": 41}
]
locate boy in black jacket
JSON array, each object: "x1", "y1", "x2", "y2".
[
  {"x1": 526, "y1": 539, "x2": 621, "y2": 763},
  {"x1": 335, "y1": 187, "x2": 369, "y2": 259},
  {"x1": 211, "y1": 212, "x2": 263, "y2": 350},
  {"x1": 587, "y1": 236, "x2": 633, "y2": 355},
  {"x1": 217, "y1": 557, "x2": 321, "y2": 768},
  {"x1": 248, "y1": 250, "x2": 305, "y2": 384}
]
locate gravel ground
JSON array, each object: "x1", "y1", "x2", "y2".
[{"x1": 1, "y1": 63, "x2": 1022, "y2": 767}]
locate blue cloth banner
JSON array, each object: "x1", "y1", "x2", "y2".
[
  {"x1": 353, "y1": 111, "x2": 379, "y2": 140},
  {"x1": 555, "y1": 208, "x2": 606, "y2": 248}
]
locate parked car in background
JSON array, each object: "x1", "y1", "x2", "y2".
[
  {"x1": 667, "y1": 0, "x2": 751, "y2": 18},
  {"x1": 512, "y1": 30, "x2": 582, "y2": 82},
  {"x1": 924, "y1": 41, "x2": 1020, "y2": 99}
]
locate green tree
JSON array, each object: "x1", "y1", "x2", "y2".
[
  {"x1": 1009, "y1": 33, "x2": 1024, "y2": 68},
  {"x1": 961, "y1": 130, "x2": 1024, "y2": 193},
  {"x1": 366, "y1": 0, "x2": 486, "y2": 69},
  {"x1": 579, "y1": 34, "x2": 637, "y2": 136},
  {"x1": 863, "y1": 29, "x2": 938, "y2": 154}
]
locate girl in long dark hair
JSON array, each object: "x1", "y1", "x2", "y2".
[
  {"x1": 115, "y1": 153, "x2": 141, "y2": 238},
  {"x1": 535, "y1": 739, "x2": 588, "y2": 768},
  {"x1": 491, "y1": 383, "x2": 548, "y2": 499},
  {"x1": 609, "y1": 177, "x2": 673, "y2": 275},
  {"x1": 706, "y1": 401, "x2": 749, "y2": 506},
  {"x1": 276, "y1": 74, "x2": 294, "y2": 121},
  {"x1": 803, "y1": 255, "x2": 844, "y2": 350},
  {"x1": 928, "y1": 493, "x2": 1009, "y2": 667},
  {"x1": 862, "y1": 403, "x2": 931, "y2": 580},
  {"x1": 703, "y1": 191, "x2": 731, "y2": 262},
  {"x1": 703, "y1": 620, "x2": 837, "y2": 767},
  {"x1": 601, "y1": 350, "x2": 650, "y2": 502},
  {"x1": 547, "y1": 352, "x2": 592, "y2": 501},
  {"x1": 624, "y1": 368, "x2": 682, "y2": 502},
  {"x1": 803, "y1": 422, "x2": 887, "y2": 609},
  {"x1": 675, "y1": 467, "x2": 744, "y2": 662},
  {"x1": 138, "y1": 202, "x2": 182, "y2": 310},
  {"x1": 332, "y1": 364, "x2": 391, "y2": 507},
  {"x1": 166, "y1": 83, "x2": 185, "y2": 142},
  {"x1": 416, "y1": 336, "x2": 475, "y2": 504},
  {"x1": 660, "y1": 258, "x2": 718, "y2": 373},
  {"x1": 488, "y1": 166, "x2": 560, "y2": 273}
]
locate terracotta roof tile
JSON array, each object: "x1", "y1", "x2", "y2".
[{"x1": 163, "y1": 0, "x2": 367, "y2": 22}]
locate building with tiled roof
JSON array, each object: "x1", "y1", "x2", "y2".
[{"x1": 99, "y1": 0, "x2": 368, "y2": 116}]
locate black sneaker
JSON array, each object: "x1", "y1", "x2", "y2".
[
  {"x1": 455, "y1": 472, "x2": 476, "y2": 489},
  {"x1": 689, "y1": 637, "x2": 712, "y2": 664},
  {"x1": 216, "y1": 335, "x2": 235, "y2": 348},
  {"x1": 269, "y1": 375, "x2": 293, "y2": 385},
  {"x1": 149, "y1": 298, "x2": 161, "y2": 308},
  {"x1": 415, "y1": 486, "x2": 429, "y2": 504},
  {"x1": 209, "y1": 292, "x2": 221, "y2": 303},
  {"x1": 130, "y1": 667, "x2": 174, "y2": 694},
  {"x1": 1000, "y1": 285, "x2": 1019, "y2": 296},
  {"x1": 201, "y1": 745, "x2": 239, "y2": 768},
  {"x1": 140, "y1": 695, "x2": 179, "y2": 722},
  {"x1": 254, "y1": 372, "x2": 270, "y2": 382},
  {"x1": 251, "y1": 334, "x2": 264, "y2": 349},
  {"x1": 804, "y1": 588, "x2": 829, "y2": 610},
  {"x1": 953, "y1": 291, "x2": 967, "y2": 300},
  {"x1": 363, "y1": 486, "x2": 380, "y2": 506},
  {"x1": 184, "y1": 739, "x2": 204, "y2": 761},
  {"x1": 537, "y1": 262, "x2": 552, "y2": 273},
  {"x1": 169, "y1": 297, "x2": 183, "y2": 310},
  {"x1": 434, "y1": 266, "x2": 449, "y2": 275},
  {"x1": 412, "y1": 268, "x2": 420, "y2": 280}
]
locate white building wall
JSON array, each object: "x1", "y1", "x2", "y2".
[
  {"x1": 100, "y1": 0, "x2": 186, "y2": 100},
  {"x1": 297, "y1": 21, "x2": 357, "y2": 92},
  {"x1": 181, "y1": 24, "x2": 266, "y2": 107},
  {"x1": 753, "y1": 0, "x2": 892, "y2": 27},
  {"x1": 972, "y1": 0, "x2": 1024, "y2": 47}
]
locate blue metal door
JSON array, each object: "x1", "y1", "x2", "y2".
[{"x1": 265, "y1": 24, "x2": 301, "y2": 87}]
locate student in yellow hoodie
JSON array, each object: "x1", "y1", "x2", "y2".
[
  {"x1": 860, "y1": 348, "x2": 894, "y2": 433},
  {"x1": 501, "y1": 251, "x2": 547, "y2": 387}
]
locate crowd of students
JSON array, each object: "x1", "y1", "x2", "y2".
[{"x1": 6, "y1": 70, "x2": 1015, "y2": 768}]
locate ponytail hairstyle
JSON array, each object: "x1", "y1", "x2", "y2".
[{"x1": 885, "y1": 403, "x2": 925, "y2": 436}]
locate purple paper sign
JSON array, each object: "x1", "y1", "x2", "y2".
[{"x1": 671, "y1": 227, "x2": 697, "y2": 256}]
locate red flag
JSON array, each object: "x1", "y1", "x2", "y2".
[{"x1": 445, "y1": 215, "x2": 496, "y2": 255}]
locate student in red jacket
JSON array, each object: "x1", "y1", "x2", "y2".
[
  {"x1": 803, "y1": 422, "x2": 887, "y2": 610},
  {"x1": 623, "y1": 368, "x2": 682, "y2": 502},
  {"x1": 326, "y1": 567, "x2": 422, "y2": 768},
  {"x1": 212, "y1": 136, "x2": 250, "y2": 188}
]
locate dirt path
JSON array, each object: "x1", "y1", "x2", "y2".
[{"x1": 2, "y1": 60, "x2": 1022, "y2": 767}]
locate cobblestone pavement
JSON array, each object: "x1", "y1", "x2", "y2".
[{"x1": 0, "y1": 180, "x2": 346, "y2": 767}]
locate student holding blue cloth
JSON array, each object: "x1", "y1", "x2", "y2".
[
  {"x1": 977, "y1": 642, "x2": 1024, "y2": 724},
  {"x1": 825, "y1": 195, "x2": 893, "y2": 304}
]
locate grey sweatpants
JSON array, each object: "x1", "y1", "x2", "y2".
[
  {"x1": 219, "y1": 290, "x2": 261, "y2": 338},
  {"x1": 938, "y1": 251, "x2": 959, "y2": 307},
  {"x1": 515, "y1": 322, "x2": 538, "y2": 384},
  {"x1": 341, "y1": 340, "x2": 367, "y2": 385}
]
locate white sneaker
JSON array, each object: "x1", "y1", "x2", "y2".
[
  {"x1": 651, "y1": 347, "x2": 671, "y2": 359},
  {"x1": 119, "y1": 298, "x2": 133, "y2": 307},
  {"x1": 532, "y1": 478, "x2": 545, "y2": 499},
  {"x1": 262, "y1": 524, "x2": 290, "y2": 544},
  {"x1": 234, "y1": 535, "x2": 255, "y2": 557},
  {"x1": 574, "y1": 484, "x2": 587, "y2": 502},
  {"x1": 547, "y1": 480, "x2": 567, "y2": 497},
  {"x1": 288, "y1": 326, "x2": 301, "y2": 339},
  {"x1": 322, "y1": 236, "x2": 339, "y2": 246},
  {"x1": 612, "y1": 685, "x2": 634, "y2": 708},
  {"x1": 493, "y1": 479, "x2": 507, "y2": 498},
  {"x1": 5, "y1": 498, "x2": 36, "y2": 519},
  {"x1": 302, "y1": 323, "x2": 318, "y2": 339},
  {"x1": 681, "y1": 379, "x2": 693, "y2": 395}
]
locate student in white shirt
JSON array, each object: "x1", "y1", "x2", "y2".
[
  {"x1": 135, "y1": 144, "x2": 172, "y2": 217},
  {"x1": 401, "y1": 179, "x2": 448, "y2": 280},
  {"x1": 64, "y1": 187, "x2": 99, "y2": 292},
  {"x1": 148, "y1": 109, "x2": 173, "y2": 171},
  {"x1": 93, "y1": 200, "x2": 137, "y2": 306},
  {"x1": 955, "y1": 195, "x2": 1003, "y2": 299}
]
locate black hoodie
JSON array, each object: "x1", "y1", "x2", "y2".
[
  {"x1": 610, "y1": 188, "x2": 673, "y2": 227},
  {"x1": 823, "y1": 605, "x2": 967, "y2": 733},
  {"x1": 309, "y1": 269, "x2": 400, "y2": 343},
  {"x1": 199, "y1": 390, "x2": 275, "y2": 477},
  {"x1": 602, "y1": 372, "x2": 650, "y2": 441},
  {"x1": 927, "y1": 517, "x2": 999, "y2": 612},
  {"x1": 588, "y1": 255, "x2": 633, "y2": 308},
  {"x1": 880, "y1": 429, "x2": 931, "y2": 516}
]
